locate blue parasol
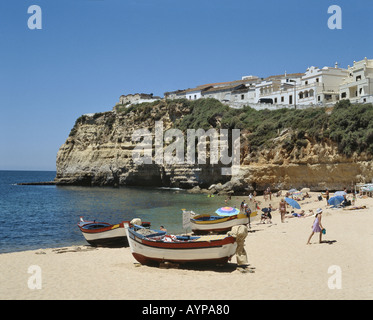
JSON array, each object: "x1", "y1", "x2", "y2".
[
  {"x1": 328, "y1": 195, "x2": 344, "y2": 206},
  {"x1": 334, "y1": 191, "x2": 346, "y2": 197},
  {"x1": 288, "y1": 188, "x2": 298, "y2": 194},
  {"x1": 284, "y1": 197, "x2": 301, "y2": 209},
  {"x1": 215, "y1": 207, "x2": 240, "y2": 216}
]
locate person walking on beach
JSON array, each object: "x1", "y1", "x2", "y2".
[
  {"x1": 279, "y1": 198, "x2": 287, "y2": 223},
  {"x1": 244, "y1": 204, "x2": 252, "y2": 229},
  {"x1": 325, "y1": 189, "x2": 329, "y2": 206},
  {"x1": 307, "y1": 208, "x2": 324, "y2": 244},
  {"x1": 240, "y1": 200, "x2": 246, "y2": 212}
]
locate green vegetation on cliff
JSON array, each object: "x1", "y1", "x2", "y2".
[
  {"x1": 166, "y1": 98, "x2": 373, "y2": 157},
  {"x1": 108, "y1": 98, "x2": 373, "y2": 157}
]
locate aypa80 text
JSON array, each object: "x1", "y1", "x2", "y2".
[{"x1": 142, "y1": 304, "x2": 229, "y2": 317}]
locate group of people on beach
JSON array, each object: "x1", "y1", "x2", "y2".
[{"x1": 238, "y1": 189, "x2": 328, "y2": 244}]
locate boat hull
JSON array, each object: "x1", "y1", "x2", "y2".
[
  {"x1": 190, "y1": 213, "x2": 250, "y2": 234},
  {"x1": 81, "y1": 226, "x2": 128, "y2": 247},
  {"x1": 78, "y1": 221, "x2": 128, "y2": 247},
  {"x1": 125, "y1": 227, "x2": 237, "y2": 265},
  {"x1": 78, "y1": 218, "x2": 151, "y2": 247}
]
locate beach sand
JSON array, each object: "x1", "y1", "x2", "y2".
[{"x1": 1, "y1": 192, "x2": 372, "y2": 300}]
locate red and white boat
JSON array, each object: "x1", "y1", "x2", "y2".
[
  {"x1": 124, "y1": 223, "x2": 237, "y2": 265},
  {"x1": 78, "y1": 217, "x2": 150, "y2": 247}
]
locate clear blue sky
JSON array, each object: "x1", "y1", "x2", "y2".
[{"x1": 0, "y1": 0, "x2": 372, "y2": 170}]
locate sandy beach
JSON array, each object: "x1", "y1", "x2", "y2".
[{"x1": 1, "y1": 191, "x2": 372, "y2": 300}]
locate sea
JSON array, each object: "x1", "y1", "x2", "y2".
[{"x1": 0, "y1": 170, "x2": 230, "y2": 254}]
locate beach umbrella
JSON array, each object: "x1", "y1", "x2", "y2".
[
  {"x1": 328, "y1": 195, "x2": 344, "y2": 206},
  {"x1": 334, "y1": 191, "x2": 346, "y2": 196},
  {"x1": 301, "y1": 188, "x2": 310, "y2": 193},
  {"x1": 292, "y1": 191, "x2": 303, "y2": 197},
  {"x1": 215, "y1": 207, "x2": 240, "y2": 216},
  {"x1": 362, "y1": 186, "x2": 373, "y2": 192},
  {"x1": 288, "y1": 188, "x2": 298, "y2": 194},
  {"x1": 284, "y1": 197, "x2": 301, "y2": 209}
]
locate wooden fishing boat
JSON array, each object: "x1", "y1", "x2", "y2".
[
  {"x1": 124, "y1": 224, "x2": 237, "y2": 265},
  {"x1": 78, "y1": 217, "x2": 150, "y2": 247},
  {"x1": 188, "y1": 207, "x2": 256, "y2": 234}
]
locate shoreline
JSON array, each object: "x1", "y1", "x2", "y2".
[
  {"x1": 1, "y1": 191, "x2": 372, "y2": 299},
  {"x1": 16, "y1": 180, "x2": 336, "y2": 195}
]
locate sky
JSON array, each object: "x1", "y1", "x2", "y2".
[{"x1": 0, "y1": 0, "x2": 372, "y2": 170}]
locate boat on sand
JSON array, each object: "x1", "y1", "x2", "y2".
[
  {"x1": 78, "y1": 217, "x2": 150, "y2": 247},
  {"x1": 124, "y1": 223, "x2": 237, "y2": 266},
  {"x1": 187, "y1": 207, "x2": 256, "y2": 234}
]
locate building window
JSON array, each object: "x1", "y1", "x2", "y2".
[
  {"x1": 359, "y1": 88, "x2": 363, "y2": 95},
  {"x1": 316, "y1": 78, "x2": 319, "y2": 83},
  {"x1": 299, "y1": 92, "x2": 303, "y2": 99},
  {"x1": 281, "y1": 96, "x2": 284, "y2": 102},
  {"x1": 241, "y1": 94, "x2": 245, "y2": 100},
  {"x1": 341, "y1": 92, "x2": 347, "y2": 98},
  {"x1": 356, "y1": 75, "x2": 362, "y2": 81},
  {"x1": 318, "y1": 95, "x2": 321, "y2": 101},
  {"x1": 274, "y1": 97, "x2": 278, "y2": 103},
  {"x1": 305, "y1": 81, "x2": 308, "y2": 85},
  {"x1": 309, "y1": 89, "x2": 314, "y2": 97},
  {"x1": 194, "y1": 95, "x2": 197, "y2": 99}
]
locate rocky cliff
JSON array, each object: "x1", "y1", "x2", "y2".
[{"x1": 55, "y1": 99, "x2": 373, "y2": 192}]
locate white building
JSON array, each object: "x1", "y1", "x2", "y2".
[
  {"x1": 339, "y1": 58, "x2": 373, "y2": 104},
  {"x1": 255, "y1": 73, "x2": 303, "y2": 106},
  {"x1": 118, "y1": 93, "x2": 161, "y2": 105},
  {"x1": 163, "y1": 58, "x2": 373, "y2": 108},
  {"x1": 255, "y1": 65, "x2": 352, "y2": 107},
  {"x1": 297, "y1": 64, "x2": 349, "y2": 105}
]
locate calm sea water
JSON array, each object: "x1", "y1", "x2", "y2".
[{"x1": 0, "y1": 171, "x2": 232, "y2": 253}]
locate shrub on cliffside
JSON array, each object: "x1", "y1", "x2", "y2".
[{"x1": 110, "y1": 97, "x2": 373, "y2": 157}]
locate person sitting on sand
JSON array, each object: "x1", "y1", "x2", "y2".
[
  {"x1": 160, "y1": 226, "x2": 167, "y2": 232},
  {"x1": 307, "y1": 208, "x2": 324, "y2": 244},
  {"x1": 260, "y1": 207, "x2": 272, "y2": 224}
]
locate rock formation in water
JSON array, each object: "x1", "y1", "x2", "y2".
[{"x1": 55, "y1": 99, "x2": 373, "y2": 192}]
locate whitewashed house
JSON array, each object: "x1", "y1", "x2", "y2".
[
  {"x1": 339, "y1": 58, "x2": 373, "y2": 104},
  {"x1": 118, "y1": 93, "x2": 161, "y2": 105},
  {"x1": 163, "y1": 57, "x2": 372, "y2": 109},
  {"x1": 255, "y1": 73, "x2": 303, "y2": 106},
  {"x1": 255, "y1": 65, "x2": 351, "y2": 107},
  {"x1": 297, "y1": 64, "x2": 349, "y2": 105}
]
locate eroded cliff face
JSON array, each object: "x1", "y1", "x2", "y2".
[
  {"x1": 55, "y1": 102, "x2": 373, "y2": 192},
  {"x1": 56, "y1": 103, "x2": 231, "y2": 189}
]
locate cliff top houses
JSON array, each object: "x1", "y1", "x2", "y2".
[{"x1": 116, "y1": 58, "x2": 373, "y2": 110}]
